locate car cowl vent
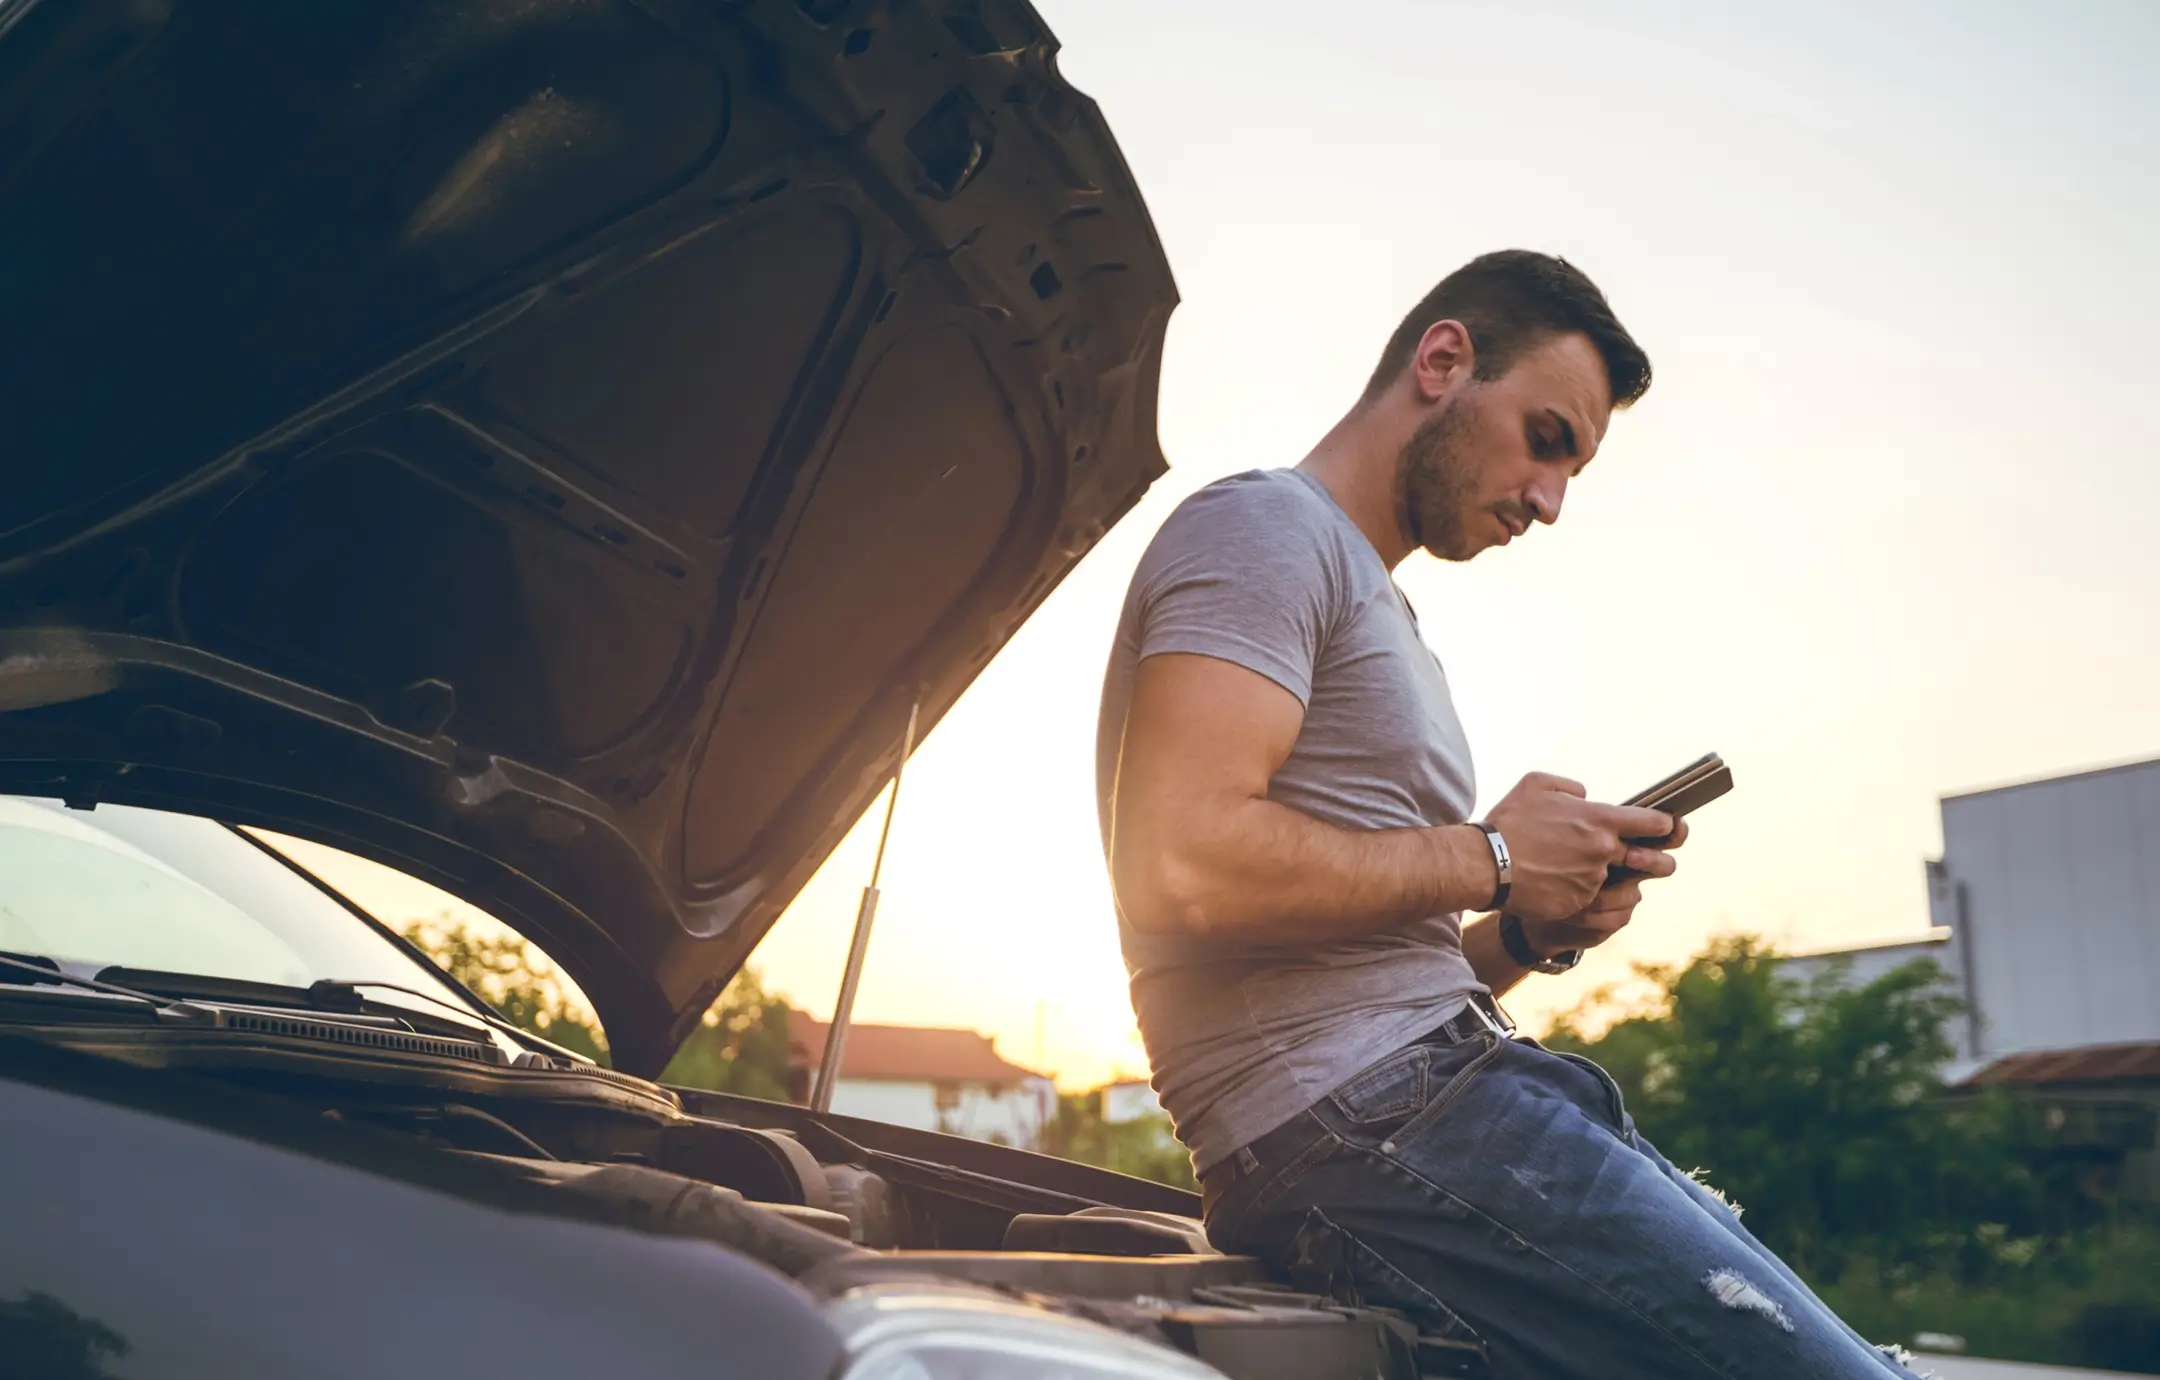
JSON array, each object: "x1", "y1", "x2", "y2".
[{"x1": 216, "y1": 1009, "x2": 504, "y2": 1065}]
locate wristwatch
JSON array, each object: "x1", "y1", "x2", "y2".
[{"x1": 1499, "y1": 911, "x2": 1581, "y2": 974}]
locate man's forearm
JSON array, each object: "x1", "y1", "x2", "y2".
[{"x1": 1116, "y1": 794, "x2": 1500, "y2": 944}]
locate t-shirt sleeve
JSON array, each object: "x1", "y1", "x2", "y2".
[{"x1": 1132, "y1": 476, "x2": 1342, "y2": 705}]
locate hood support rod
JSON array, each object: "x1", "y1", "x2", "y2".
[{"x1": 810, "y1": 696, "x2": 920, "y2": 1114}]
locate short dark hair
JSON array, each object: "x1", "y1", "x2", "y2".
[{"x1": 1360, "y1": 250, "x2": 1651, "y2": 408}]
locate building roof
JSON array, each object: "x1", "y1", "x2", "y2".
[
  {"x1": 1779, "y1": 928, "x2": 1952, "y2": 961},
  {"x1": 1959, "y1": 1041, "x2": 2160, "y2": 1088},
  {"x1": 1940, "y1": 751, "x2": 2160, "y2": 802},
  {"x1": 786, "y1": 1011, "x2": 1045, "y2": 1085}
]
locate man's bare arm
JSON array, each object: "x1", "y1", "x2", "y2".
[
  {"x1": 1108, "y1": 654, "x2": 1496, "y2": 942},
  {"x1": 1108, "y1": 654, "x2": 1678, "y2": 943},
  {"x1": 1461, "y1": 912, "x2": 1533, "y2": 996}
]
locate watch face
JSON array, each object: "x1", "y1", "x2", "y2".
[{"x1": 1540, "y1": 949, "x2": 1584, "y2": 973}]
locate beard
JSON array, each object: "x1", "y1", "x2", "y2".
[{"x1": 1396, "y1": 398, "x2": 1480, "y2": 562}]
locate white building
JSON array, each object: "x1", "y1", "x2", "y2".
[
  {"x1": 1787, "y1": 756, "x2": 2160, "y2": 1196},
  {"x1": 786, "y1": 1012, "x2": 1054, "y2": 1148},
  {"x1": 1779, "y1": 928, "x2": 1968, "y2": 1069},
  {"x1": 1927, "y1": 756, "x2": 2160, "y2": 1063},
  {"x1": 1098, "y1": 1078, "x2": 1165, "y2": 1125},
  {"x1": 1787, "y1": 755, "x2": 2160, "y2": 1070}
]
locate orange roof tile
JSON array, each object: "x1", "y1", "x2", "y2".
[
  {"x1": 1960, "y1": 1041, "x2": 2160, "y2": 1088},
  {"x1": 787, "y1": 1010, "x2": 1045, "y2": 1084}
]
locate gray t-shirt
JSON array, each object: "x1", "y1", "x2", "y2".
[{"x1": 1095, "y1": 467, "x2": 1484, "y2": 1173}]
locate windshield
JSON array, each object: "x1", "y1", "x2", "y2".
[{"x1": 0, "y1": 796, "x2": 481, "y2": 1025}]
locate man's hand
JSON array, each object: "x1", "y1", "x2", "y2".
[
  {"x1": 1519, "y1": 816, "x2": 1688, "y2": 956},
  {"x1": 1484, "y1": 773, "x2": 1676, "y2": 922}
]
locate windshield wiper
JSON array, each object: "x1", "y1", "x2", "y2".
[
  {"x1": 0, "y1": 956, "x2": 589, "y2": 1069},
  {"x1": 89, "y1": 967, "x2": 504, "y2": 1048},
  {"x1": 0, "y1": 952, "x2": 207, "y2": 1020}
]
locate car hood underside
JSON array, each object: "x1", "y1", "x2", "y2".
[{"x1": 0, "y1": 0, "x2": 1175, "y2": 1072}]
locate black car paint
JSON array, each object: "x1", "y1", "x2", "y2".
[
  {"x1": 0, "y1": 1038, "x2": 843, "y2": 1380},
  {"x1": 0, "y1": 0, "x2": 1176, "y2": 1075}
]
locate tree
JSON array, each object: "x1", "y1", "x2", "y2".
[
  {"x1": 1036, "y1": 1090, "x2": 1197, "y2": 1191},
  {"x1": 400, "y1": 916, "x2": 608, "y2": 1063},
  {"x1": 655, "y1": 966, "x2": 795, "y2": 1101},
  {"x1": 1546, "y1": 936, "x2": 2048, "y2": 1276},
  {"x1": 397, "y1": 917, "x2": 794, "y2": 1097},
  {"x1": 0, "y1": 1292, "x2": 129, "y2": 1380},
  {"x1": 1548, "y1": 938, "x2": 2160, "y2": 1370}
]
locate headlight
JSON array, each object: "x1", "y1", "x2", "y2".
[{"x1": 828, "y1": 1282, "x2": 1227, "y2": 1379}]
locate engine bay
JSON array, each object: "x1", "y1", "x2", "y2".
[{"x1": 0, "y1": 1004, "x2": 1488, "y2": 1379}]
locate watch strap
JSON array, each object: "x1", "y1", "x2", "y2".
[
  {"x1": 1499, "y1": 912, "x2": 1582, "y2": 975},
  {"x1": 1497, "y1": 910, "x2": 1540, "y2": 966}
]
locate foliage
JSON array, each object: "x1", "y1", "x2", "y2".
[
  {"x1": 654, "y1": 966, "x2": 796, "y2": 1102},
  {"x1": 397, "y1": 916, "x2": 794, "y2": 1097},
  {"x1": 0, "y1": 1292, "x2": 130, "y2": 1380},
  {"x1": 1547, "y1": 935, "x2": 2158, "y2": 1372},
  {"x1": 1036, "y1": 1091, "x2": 1198, "y2": 1192},
  {"x1": 400, "y1": 916, "x2": 609, "y2": 1064},
  {"x1": 1549, "y1": 936, "x2": 2062, "y2": 1274},
  {"x1": 1812, "y1": 1217, "x2": 2160, "y2": 1374}
]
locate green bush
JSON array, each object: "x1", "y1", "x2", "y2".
[
  {"x1": 1035, "y1": 1091, "x2": 1197, "y2": 1192},
  {"x1": 1547, "y1": 937, "x2": 2069, "y2": 1277},
  {"x1": 398, "y1": 916, "x2": 794, "y2": 1097},
  {"x1": 1548, "y1": 937, "x2": 2158, "y2": 1371},
  {"x1": 1814, "y1": 1218, "x2": 2160, "y2": 1372},
  {"x1": 399, "y1": 916, "x2": 610, "y2": 1064}
]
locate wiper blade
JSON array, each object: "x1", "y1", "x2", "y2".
[
  {"x1": 0, "y1": 957, "x2": 583, "y2": 1069},
  {"x1": 94, "y1": 968, "x2": 501, "y2": 1047},
  {"x1": 0, "y1": 952, "x2": 200, "y2": 1017}
]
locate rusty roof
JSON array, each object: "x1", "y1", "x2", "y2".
[
  {"x1": 786, "y1": 1011, "x2": 1045, "y2": 1085},
  {"x1": 1959, "y1": 1041, "x2": 2160, "y2": 1088}
]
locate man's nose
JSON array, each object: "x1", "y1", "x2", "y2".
[{"x1": 1526, "y1": 476, "x2": 1566, "y2": 525}]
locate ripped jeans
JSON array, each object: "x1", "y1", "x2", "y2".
[{"x1": 1201, "y1": 1030, "x2": 1924, "y2": 1380}]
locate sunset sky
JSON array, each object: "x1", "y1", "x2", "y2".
[{"x1": 306, "y1": 0, "x2": 2160, "y2": 1091}]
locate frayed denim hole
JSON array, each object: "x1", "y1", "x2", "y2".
[
  {"x1": 1685, "y1": 1167, "x2": 1745, "y2": 1221},
  {"x1": 1284, "y1": 1207, "x2": 1360, "y2": 1307},
  {"x1": 1875, "y1": 1342, "x2": 1939, "y2": 1378},
  {"x1": 1702, "y1": 1268, "x2": 1794, "y2": 1334}
]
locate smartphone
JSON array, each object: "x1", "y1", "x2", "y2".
[
  {"x1": 1608, "y1": 752, "x2": 1731, "y2": 880},
  {"x1": 1622, "y1": 751, "x2": 1732, "y2": 819}
]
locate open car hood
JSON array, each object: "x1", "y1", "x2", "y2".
[{"x1": 0, "y1": 0, "x2": 1174, "y2": 1075}]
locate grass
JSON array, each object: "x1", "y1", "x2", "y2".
[{"x1": 1811, "y1": 1218, "x2": 2160, "y2": 1374}]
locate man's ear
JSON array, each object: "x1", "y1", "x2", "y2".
[{"x1": 1410, "y1": 319, "x2": 1474, "y2": 402}]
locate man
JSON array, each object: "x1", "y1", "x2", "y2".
[{"x1": 1096, "y1": 251, "x2": 1918, "y2": 1378}]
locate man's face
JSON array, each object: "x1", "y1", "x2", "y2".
[{"x1": 1397, "y1": 331, "x2": 1614, "y2": 562}]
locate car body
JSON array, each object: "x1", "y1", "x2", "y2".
[{"x1": 0, "y1": 1, "x2": 1479, "y2": 1374}]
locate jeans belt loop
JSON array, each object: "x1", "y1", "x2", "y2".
[{"x1": 1200, "y1": 1144, "x2": 1259, "y2": 1217}]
